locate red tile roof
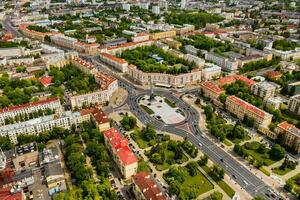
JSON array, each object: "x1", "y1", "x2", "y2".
[
  {"x1": 39, "y1": 76, "x2": 52, "y2": 87},
  {"x1": 106, "y1": 40, "x2": 153, "y2": 51},
  {"x1": 0, "y1": 188, "x2": 24, "y2": 200},
  {"x1": 277, "y1": 121, "x2": 294, "y2": 130},
  {"x1": 95, "y1": 72, "x2": 117, "y2": 90},
  {"x1": 80, "y1": 107, "x2": 109, "y2": 125},
  {"x1": 217, "y1": 75, "x2": 256, "y2": 86},
  {"x1": 72, "y1": 56, "x2": 95, "y2": 69},
  {"x1": 0, "y1": 98, "x2": 59, "y2": 113},
  {"x1": 216, "y1": 76, "x2": 236, "y2": 86},
  {"x1": 201, "y1": 81, "x2": 224, "y2": 94},
  {"x1": 265, "y1": 71, "x2": 282, "y2": 78},
  {"x1": 100, "y1": 53, "x2": 127, "y2": 64},
  {"x1": 104, "y1": 128, "x2": 138, "y2": 166},
  {"x1": 227, "y1": 95, "x2": 269, "y2": 118},
  {"x1": 133, "y1": 172, "x2": 166, "y2": 200},
  {"x1": 234, "y1": 75, "x2": 256, "y2": 86}
]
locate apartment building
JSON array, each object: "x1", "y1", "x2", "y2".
[
  {"x1": 202, "y1": 65, "x2": 222, "y2": 81},
  {"x1": 19, "y1": 24, "x2": 58, "y2": 42},
  {"x1": 162, "y1": 38, "x2": 182, "y2": 49},
  {"x1": 275, "y1": 121, "x2": 300, "y2": 153},
  {"x1": 132, "y1": 33, "x2": 150, "y2": 43},
  {"x1": 183, "y1": 54, "x2": 205, "y2": 68},
  {"x1": 264, "y1": 47, "x2": 300, "y2": 61},
  {"x1": 174, "y1": 24, "x2": 195, "y2": 35},
  {"x1": 12, "y1": 143, "x2": 39, "y2": 171},
  {"x1": 150, "y1": 30, "x2": 176, "y2": 40},
  {"x1": 288, "y1": 95, "x2": 300, "y2": 116},
  {"x1": 104, "y1": 128, "x2": 138, "y2": 179},
  {"x1": 99, "y1": 53, "x2": 128, "y2": 73},
  {"x1": 200, "y1": 81, "x2": 225, "y2": 100},
  {"x1": 205, "y1": 52, "x2": 239, "y2": 72},
  {"x1": 74, "y1": 41, "x2": 100, "y2": 55},
  {"x1": 95, "y1": 72, "x2": 118, "y2": 96},
  {"x1": 217, "y1": 75, "x2": 256, "y2": 87},
  {"x1": 41, "y1": 51, "x2": 78, "y2": 69},
  {"x1": 128, "y1": 64, "x2": 201, "y2": 88},
  {"x1": 68, "y1": 90, "x2": 110, "y2": 109},
  {"x1": 81, "y1": 108, "x2": 110, "y2": 132},
  {"x1": 0, "y1": 98, "x2": 63, "y2": 126},
  {"x1": 71, "y1": 56, "x2": 98, "y2": 74},
  {"x1": 50, "y1": 34, "x2": 77, "y2": 49},
  {"x1": 132, "y1": 172, "x2": 167, "y2": 200},
  {"x1": 225, "y1": 95, "x2": 273, "y2": 128},
  {"x1": 0, "y1": 111, "x2": 90, "y2": 144},
  {"x1": 251, "y1": 81, "x2": 277, "y2": 100}
]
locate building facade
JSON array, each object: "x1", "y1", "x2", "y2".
[
  {"x1": 99, "y1": 53, "x2": 128, "y2": 73},
  {"x1": 104, "y1": 128, "x2": 138, "y2": 179},
  {"x1": 275, "y1": 121, "x2": 300, "y2": 153},
  {"x1": 200, "y1": 81, "x2": 225, "y2": 100},
  {"x1": 288, "y1": 95, "x2": 300, "y2": 116},
  {"x1": 251, "y1": 81, "x2": 277, "y2": 100},
  {"x1": 225, "y1": 95, "x2": 273, "y2": 128}
]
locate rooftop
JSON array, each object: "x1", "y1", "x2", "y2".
[
  {"x1": 0, "y1": 187, "x2": 24, "y2": 200},
  {"x1": 80, "y1": 107, "x2": 109, "y2": 125},
  {"x1": 100, "y1": 52, "x2": 127, "y2": 64},
  {"x1": 227, "y1": 95, "x2": 271, "y2": 119},
  {"x1": 0, "y1": 97, "x2": 59, "y2": 114},
  {"x1": 201, "y1": 81, "x2": 224, "y2": 94},
  {"x1": 277, "y1": 121, "x2": 300, "y2": 137},
  {"x1": 104, "y1": 128, "x2": 138, "y2": 166},
  {"x1": 15, "y1": 143, "x2": 37, "y2": 156},
  {"x1": 133, "y1": 172, "x2": 166, "y2": 200}
]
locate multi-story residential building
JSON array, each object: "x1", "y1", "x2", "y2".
[
  {"x1": 225, "y1": 95, "x2": 273, "y2": 128},
  {"x1": 275, "y1": 121, "x2": 300, "y2": 153},
  {"x1": 81, "y1": 108, "x2": 110, "y2": 132},
  {"x1": 132, "y1": 172, "x2": 167, "y2": 200},
  {"x1": 95, "y1": 72, "x2": 118, "y2": 96},
  {"x1": 150, "y1": 30, "x2": 176, "y2": 40},
  {"x1": 71, "y1": 56, "x2": 98, "y2": 74},
  {"x1": 50, "y1": 34, "x2": 77, "y2": 49},
  {"x1": 104, "y1": 38, "x2": 127, "y2": 47},
  {"x1": 205, "y1": 52, "x2": 239, "y2": 72},
  {"x1": 184, "y1": 45, "x2": 199, "y2": 56},
  {"x1": 128, "y1": 64, "x2": 201, "y2": 88},
  {"x1": 132, "y1": 33, "x2": 150, "y2": 43},
  {"x1": 264, "y1": 47, "x2": 300, "y2": 61},
  {"x1": 104, "y1": 128, "x2": 138, "y2": 179},
  {"x1": 68, "y1": 90, "x2": 110, "y2": 109},
  {"x1": 0, "y1": 98, "x2": 63, "y2": 126},
  {"x1": 217, "y1": 75, "x2": 256, "y2": 87},
  {"x1": 251, "y1": 81, "x2": 277, "y2": 100},
  {"x1": 99, "y1": 53, "x2": 128, "y2": 73},
  {"x1": 42, "y1": 51, "x2": 78, "y2": 69},
  {"x1": 202, "y1": 65, "x2": 222, "y2": 81},
  {"x1": 0, "y1": 111, "x2": 90, "y2": 143},
  {"x1": 12, "y1": 143, "x2": 39, "y2": 171},
  {"x1": 237, "y1": 55, "x2": 266, "y2": 68},
  {"x1": 74, "y1": 41, "x2": 100, "y2": 55},
  {"x1": 174, "y1": 24, "x2": 195, "y2": 35},
  {"x1": 288, "y1": 95, "x2": 300, "y2": 116},
  {"x1": 266, "y1": 97, "x2": 282, "y2": 110},
  {"x1": 183, "y1": 54, "x2": 205, "y2": 68},
  {"x1": 200, "y1": 81, "x2": 225, "y2": 100},
  {"x1": 162, "y1": 38, "x2": 182, "y2": 49}
]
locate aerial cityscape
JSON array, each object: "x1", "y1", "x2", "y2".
[{"x1": 0, "y1": 0, "x2": 299, "y2": 200}]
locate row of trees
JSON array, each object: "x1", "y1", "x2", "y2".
[
  {"x1": 121, "y1": 114, "x2": 137, "y2": 131},
  {"x1": 273, "y1": 39, "x2": 300, "y2": 51},
  {"x1": 239, "y1": 58, "x2": 280, "y2": 73}
]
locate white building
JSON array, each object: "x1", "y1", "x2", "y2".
[
  {"x1": 251, "y1": 81, "x2": 278, "y2": 100},
  {"x1": 288, "y1": 95, "x2": 300, "y2": 116},
  {"x1": 50, "y1": 34, "x2": 77, "y2": 49},
  {"x1": 264, "y1": 47, "x2": 300, "y2": 61},
  {"x1": 266, "y1": 97, "x2": 283, "y2": 110},
  {"x1": 99, "y1": 53, "x2": 128, "y2": 73},
  {"x1": 0, "y1": 111, "x2": 90, "y2": 144},
  {"x1": 152, "y1": 5, "x2": 160, "y2": 15},
  {"x1": 202, "y1": 64, "x2": 222, "y2": 81},
  {"x1": 95, "y1": 72, "x2": 118, "y2": 97},
  {"x1": 183, "y1": 54, "x2": 205, "y2": 68},
  {"x1": 0, "y1": 98, "x2": 63, "y2": 126},
  {"x1": 205, "y1": 52, "x2": 239, "y2": 72}
]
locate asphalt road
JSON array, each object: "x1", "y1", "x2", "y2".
[{"x1": 92, "y1": 56, "x2": 281, "y2": 200}]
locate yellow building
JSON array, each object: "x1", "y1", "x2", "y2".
[
  {"x1": 150, "y1": 30, "x2": 176, "y2": 40},
  {"x1": 275, "y1": 121, "x2": 300, "y2": 153},
  {"x1": 225, "y1": 95, "x2": 273, "y2": 128}
]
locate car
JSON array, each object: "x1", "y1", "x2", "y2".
[
  {"x1": 243, "y1": 180, "x2": 248, "y2": 185},
  {"x1": 220, "y1": 158, "x2": 224, "y2": 162},
  {"x1": 232, "y1": 175, "x2": 237, "y2": 179},
  {"x1": 198, "y1": 143, "x2": 202, "y2": 147}
]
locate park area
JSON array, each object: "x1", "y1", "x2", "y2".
[{"x1": 163, "y1": 163, "x2": 214, "y2": 199}]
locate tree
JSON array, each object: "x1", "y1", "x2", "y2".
[
  {"x1": 198, "y1": 154, "x2": 208, "y2": 166},
  {"x1": 270, "y1": 144, "x2": 286, "y2": 160},
  {"x1": 252, "y1": 196, "x2": 265, "y2": 200},
  {"x1": 141, "y1": 124, "x2": 157, "y2": 141},
  {"x1": 0, "y1": 136, "x2": 14, "y2": 150},
  {"x1": 211, "y1": 164, "x2": 224, "y2": 181},
  {"x1": 186, "y1": 161, "x2": 198, "y2": 176}
]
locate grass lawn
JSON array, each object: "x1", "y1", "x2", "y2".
[
  {"x1": 201, "y1": 165, "x2": 235, "y2": 198},
  {"x1": 259, "y1": 167, "x2": 271, "y2": 176},
  {"x1": 155, "y1": 149, "x2": 189, "y2": 171},
  {"x1": 164, "y1": 98, "x2": 176, "y2": 108},
  {"x1": 138, "y1": 159, "x2": 151, "y2": 173},
  {"x1": 224, "y1": 139, "x2": 233, "y2": 146},
  {"x1": 272, "y1": 167, "x2": 293, "y2": 176},
  {"x1": 243, "y1": 148, "x2": 277, "y2": 166},
  {"x1": 140, "y1": 105, "x2": 154, "y2": 115},
  {"x1": 218, "y1": 180, "x2": 235, "y2": 198},
  {"x1": 229, "y1": 135, "x2": 251, "y2": 144},
  {"x1": 180, "y1": 169, "x2": 214, "y2": 197}
]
